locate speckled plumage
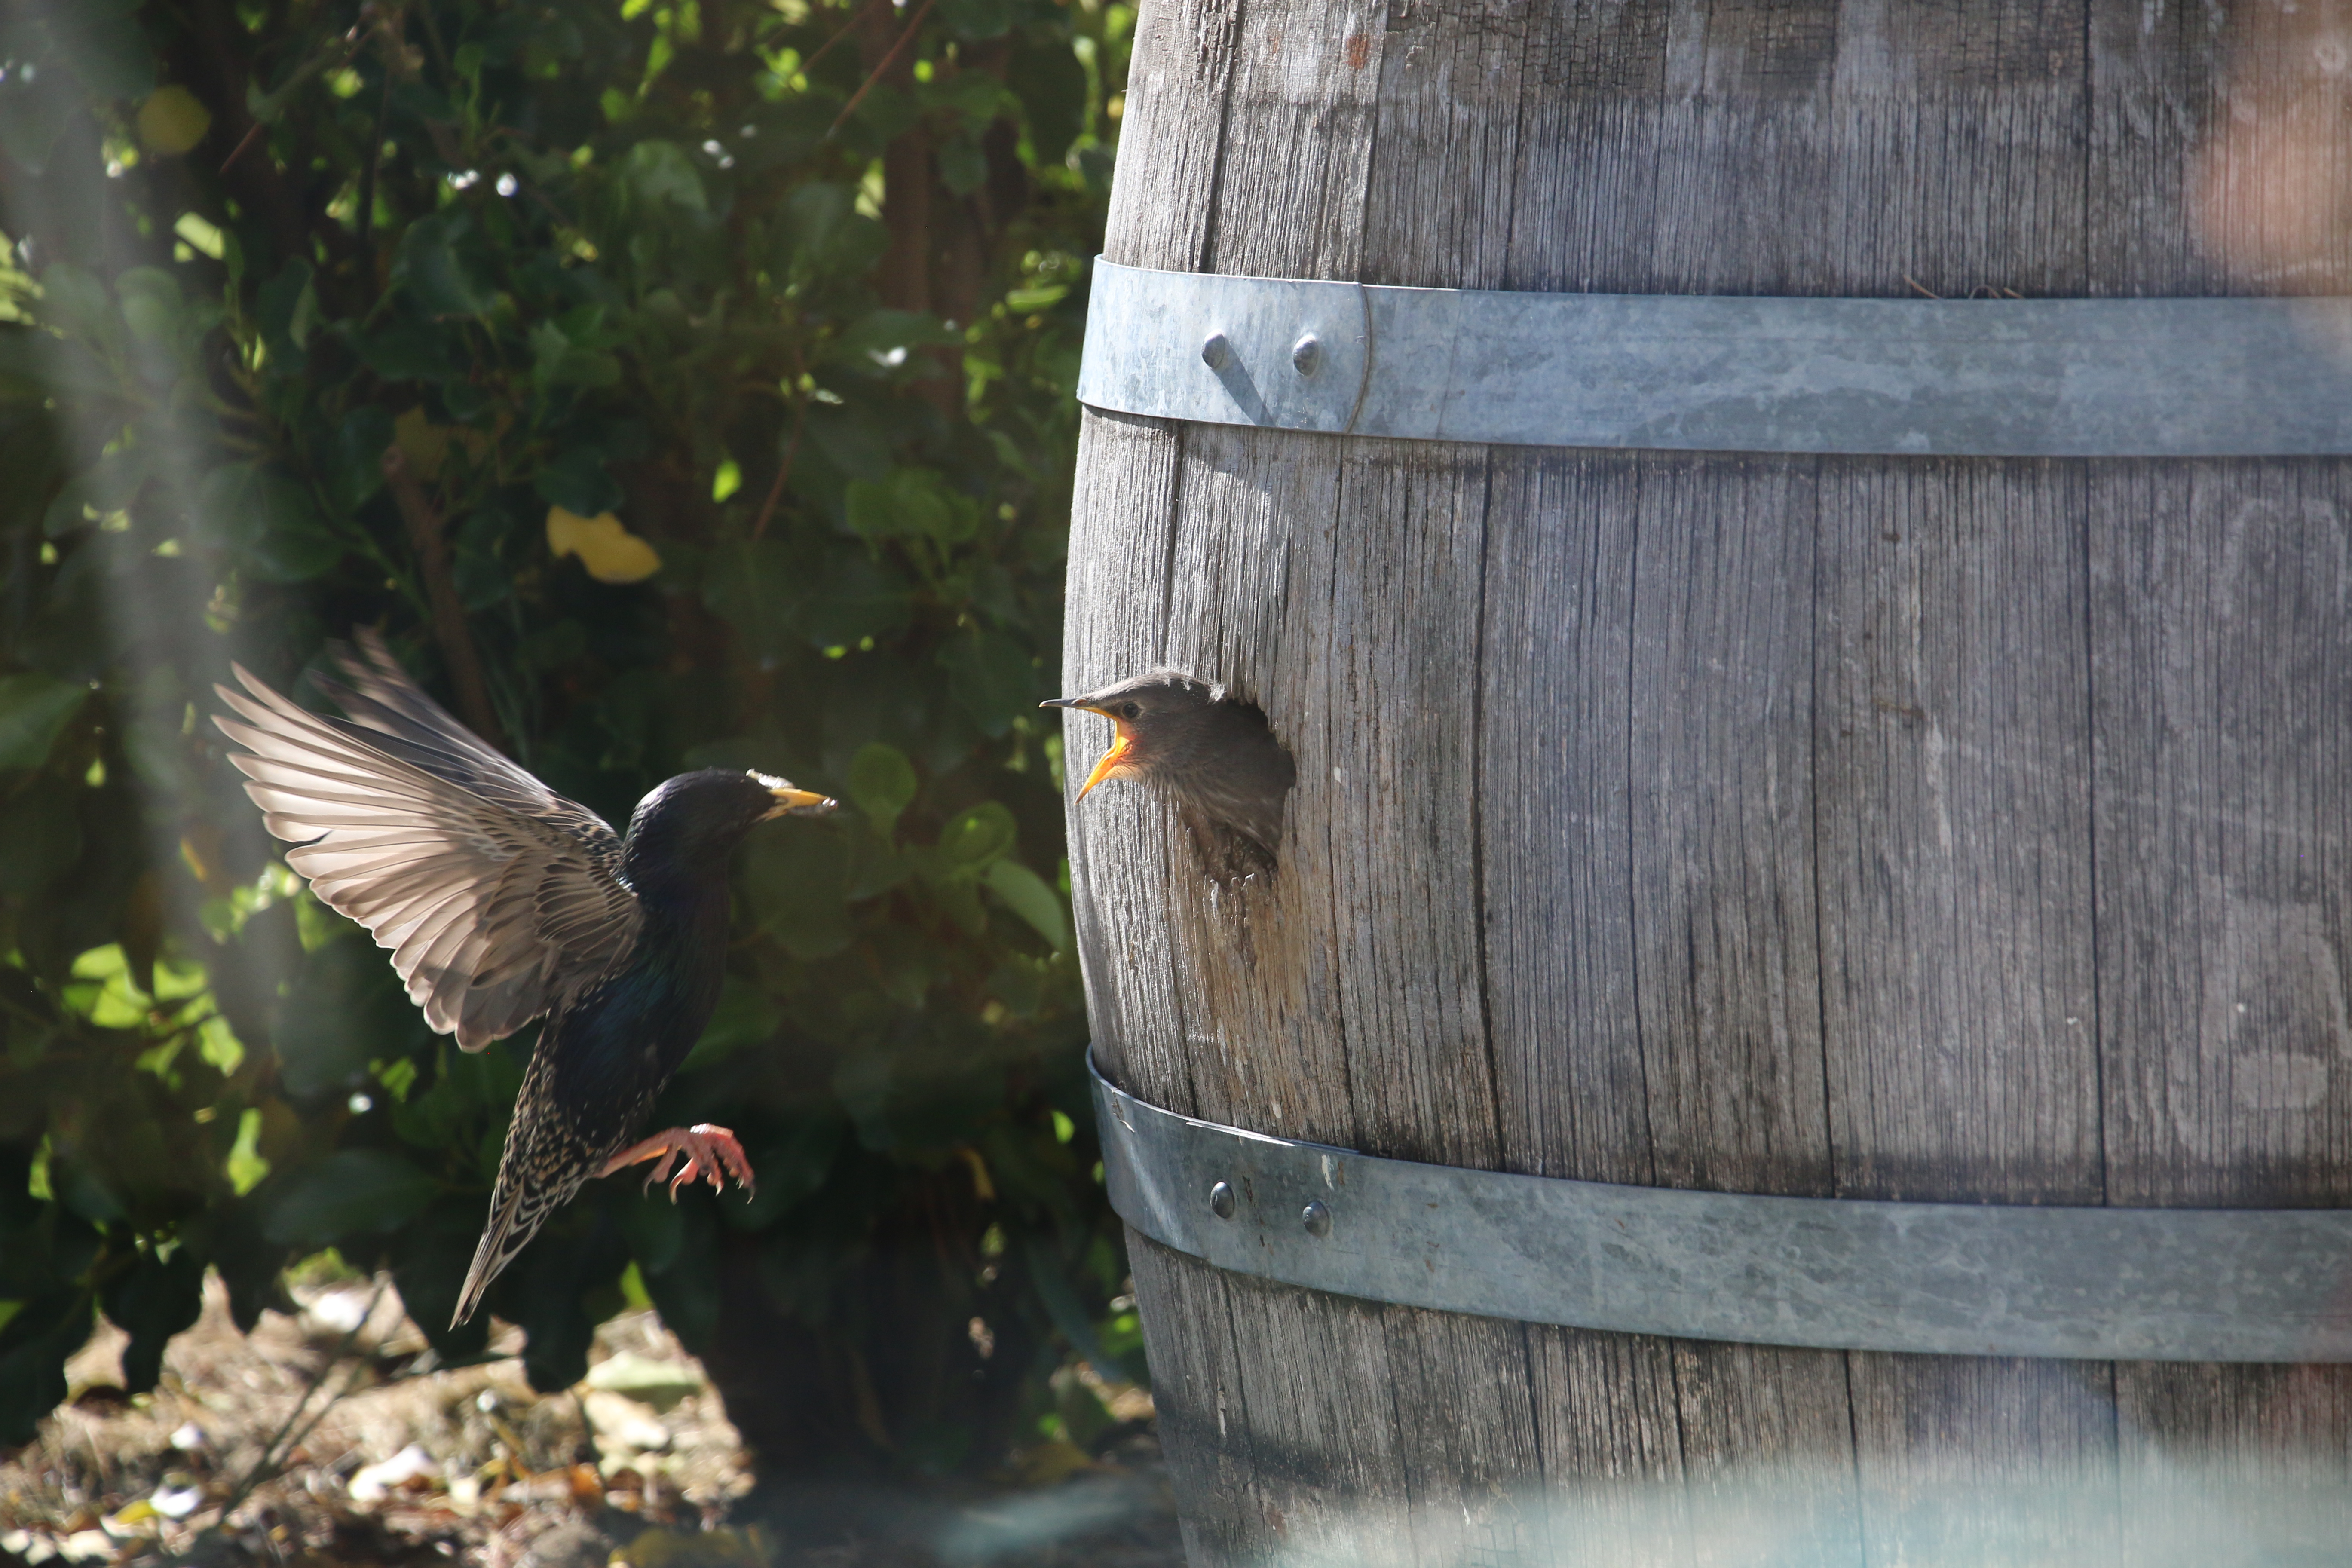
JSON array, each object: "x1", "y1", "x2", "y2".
[{"x1": 214, "y1": 631, "x2": 833, "y2": 1326}]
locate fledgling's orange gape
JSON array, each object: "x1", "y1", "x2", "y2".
[{"x1": 1043, "y1": 669, "x2": 1296, "y2": 879}]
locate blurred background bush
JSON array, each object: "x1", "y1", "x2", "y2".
[{"x1": 0, "y1": 0, "x2": 1133, "y2": 1480}]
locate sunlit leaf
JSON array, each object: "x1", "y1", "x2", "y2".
[
  {"x1": 135, "y1": 86, "x2": 212, "y2": 156},
  {"x1": 983, "y1": 859, "x2": 1069, "y2": 951},
  {"x1": 226, "y1": 1107, "x2": 270, "y2": 1194},
  {"x1": 847, "y1": 741, "x2": 917, "y2": 839},
  {"x1": 938, "y1": 801, "x2": 1016, "y2": 870},
  {"x1": 545, "y1": 505, "x2": 662, "y2": 583}
]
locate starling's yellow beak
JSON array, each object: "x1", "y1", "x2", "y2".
[
  {"x1": 1041, "y1": 697, "x2": 1132, "y2": 802},
  {"x1": 753, "y1": 774, "x2": 838, "y2": 819}
]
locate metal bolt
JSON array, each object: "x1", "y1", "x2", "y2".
[
  {"x1": 1201, "y1": 331, "x2": 1231, "y2": 370},
  {"x1": 1210, "y1": 1181, "x2": 1236, "y2": 1219},
  {"x1": 1292, "y1": 333, "x2": 1321, "y2": 376},
  {"x1": 1302, "y1": 1200, "x2": 1332, "y2": 1238}
]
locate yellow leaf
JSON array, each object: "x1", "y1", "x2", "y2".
[
  {"x1": 394, "y1": 407, "x2": 449, "y2": 481},
  {"x1": 136, "y1": 86, "x2": 213, "y2": 157},
  {"x1": 546, "y1": 507, "x2": 662, "y2": 584},
  {"x1": 1015, "y1": 1437, "x2": 1099, "y2": 1487}
]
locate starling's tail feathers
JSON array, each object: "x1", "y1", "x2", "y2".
[
  {"x1": 453, "y1": 1090, "x2": 597, "y2": 1328},
  {"x1": 454, "y1": 1178, "x2": 556, "y2": 1328}
]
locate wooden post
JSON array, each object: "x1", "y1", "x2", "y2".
[{"x1": 1063, "y1": 2, "x2": 2352, "y2": 1563}]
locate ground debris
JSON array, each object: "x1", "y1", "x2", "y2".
[{"x1": 0, "y1": 1273, "x2": 1182, "y2": 1567}]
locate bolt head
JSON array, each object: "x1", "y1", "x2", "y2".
[
  {"x1": 1302, "y1": 1199, "x2": 1332, "y2": 1238},
  {"x1": 1291, "y1": 333, "x2": 1321, "y2": 376},
  {"x1": 1201, "y1": 331, "x2": 1232, "y2": 370},
  {"x1": 1210, "y1": 1180, "x2": 1236, "y2": 1219}
]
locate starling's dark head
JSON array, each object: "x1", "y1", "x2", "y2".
[
  {"x1": 624, "y1": 769, "x2": 836, "y2": 880},
  {"x1": 1043, "y1": 670, "x2": 1295, "y2": 868}
]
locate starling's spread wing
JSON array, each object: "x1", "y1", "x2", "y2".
[{"x1": 213, "y1": 635, "x2": 641, "y2": 1051}]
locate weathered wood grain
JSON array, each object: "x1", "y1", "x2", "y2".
[
  {"x1": 1630, "y1": 453, "x2": 1828, "y2": 1198},
  {"x1": 1063, "y1": 409, "x2": 1196, "y2": 1110},
  {"x1": 1070, "y1": 0, "x2": 2352, "y2": 1562},
  {"x1": 1477, "y1": 451, "x2": 1651, "y2": 1186},
  {"x1": 1814, "y1": 457, "x2": 2101, "y2": 1206},
  {"x1": 1102, "y1": 0, "x2": 1244, "y2": 273},
  {"x1": 2091, "y1": 459, "x2": 2352, "y2": 1207},
  {"x1": 1158, "y1": 422, "x2": 1357, "y2": 1142}
]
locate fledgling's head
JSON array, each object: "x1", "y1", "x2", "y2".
[
  {"x1": 1044, "y1": 669, "x2": 1296, "y2": 874},
  {"x1": 624, "y1": 769, "x2": 835, "y2": 876},
  {"x1": 1041, "y1": 670, "x2": 1237, "y2": 799}
]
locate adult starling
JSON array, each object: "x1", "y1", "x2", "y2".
[
  {"x1": 213, "y1": 630, "x2": 835, "y2": 1326},
  {"x1": 1043, "y1": 669, "x2": 1295, "y2": 876}
]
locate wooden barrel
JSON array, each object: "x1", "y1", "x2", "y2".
[{"x1": 1061, "y1": 3, "x2": 2352, "y2": 1562}]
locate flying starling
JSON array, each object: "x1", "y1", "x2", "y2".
[
  {"x1": 1043, "y1": 669, "x2": 1295, "y2": 877},
  {"x1": 214, "y1": 630, "x2": 835, "y2": 1326}
]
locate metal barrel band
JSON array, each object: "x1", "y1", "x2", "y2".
[
  {"x1": 1090, "y1": 1053, "x2": 2352, "y2": 1362},
  {"x1": 1075, "y1": 257, "x2": 2352, "y2": 458}
]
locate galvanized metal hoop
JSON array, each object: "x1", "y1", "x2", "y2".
[
  {"x1": 1090, "y1": 1053, "x2": 2352, "y2": 1362},
  {"x1": 1076, "y1": 257, "x2": 2352, "y2": 457}
]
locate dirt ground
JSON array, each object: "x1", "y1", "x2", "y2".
[{"x1": 0, "y1": 1275, "x2": 1182, "y2": 1568}]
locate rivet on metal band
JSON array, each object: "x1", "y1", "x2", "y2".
[
  {"x1": 1075, "y1": 256, "x2": 2352, "y2": 457},
  {"x1": 1089, "y1": 1050, "x2": 2352, "y2": 1363}
]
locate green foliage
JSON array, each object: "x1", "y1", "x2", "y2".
[{"x1": 0, "y1": 0, "x2": 1136, "y2": 1471}]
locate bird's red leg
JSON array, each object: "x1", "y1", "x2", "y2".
[{"x1": 596, "y1": 1124, "x2": 758, "y2": 1201}]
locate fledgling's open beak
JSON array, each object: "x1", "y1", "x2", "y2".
[
  {"x1": 1041, "y1": 697, "x2": 1132, "y2": 802},
  {"x1": 754, "y1": 773, "x2": 838, "y2": 819}
]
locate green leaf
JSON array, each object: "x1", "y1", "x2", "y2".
[
  {"x1": 193, "y1": 461, "x2": 341, "y2": 582},
  {"x1": 257, "y1": 257, "x2": 320, "y2": 368},
  {"x1": 826, "y1": 312, "x2": 961, "y2": 381},
  {"x1": 940, "y1": 0, "x2": 1014, "y2": 40},
  {"x1": 796, "y1": 549, "x2": 912, "y2": 649},
  {"x1": 847, "y1": 741, "x2": 917, "y2": 839},
  {"x1": 701, "y1": 536, "x2": 799, "y2": 663},
  {"x1": 1008, "y1": 31, "x2": 1088, "y2": 163},
  {"x1": 0, "y1": 672, "x2": 87, "y2": 770},
  {"x1": 326, "y1": 404, "x2": 394, "y2": 511},
  {"x1": 263, "y1": 1149, "x2": 438, "y2": 1245},
  {"x1": 983, "y1": 859, "x2": 1069, "y2": 951},
  {"x1": 742, "y1": 821, "x2": 851, "y2": 960},
  {"x1": 225, "y1": 1106, "x2": 269, "y2": 1194},
  {"x1": 535, "y1": 447, "x2": 624, "y2": 516},
  {"x1": 36, "y1": 266, "x2": 122, "y2": 364},
  {"x1": 0, "y1": 776, "x2": 81, "y2": 895},
  {"x1": 275, "y1": 940, "x2": 421, "y2": 1097},
  {"x1": 776, "y1": 183, "x2": 885, "y2": 283},
  {"x1": 398, "y1": 215, "x2": 499, "y2": 317},
  {"x1": 944, "y1": 628, "x2": 1035, "y2": 736},
  {"x1": 938, "y1": 800, "x2": 1016, "y2": 871},
  {"x1": 355, "y1": 320, "x2": 465, "y2": 382},
  {"x1": 530, "y1": 318, "x2": 622, "y2": 391},
  {"x1": 847, "y1": 468, "x2": 980, "y2": 560},
  {"x1": 114, "y1": 266, "x2": 187, "y2": 358},
  {"x1": 617, "y1": 139, "x2": 708, "y2": 214},
  {"x1": 0, "y1": 73, "x2": 78, "y2": 179},
  {"x1": 679, "y1": 977, "x2": 781, "y2": 1073}
]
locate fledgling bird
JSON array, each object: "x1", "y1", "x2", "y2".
[
  {"x1": 1043, "y1": 669, "x2": 1295, "y2": 878},
  {"x1": 213, "y1": 630, "x2": 835, "y2": 1326}
]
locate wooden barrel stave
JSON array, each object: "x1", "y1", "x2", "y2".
[{"x1": 1066, "y1": 1, "x2": 2352, "y2": 1561}]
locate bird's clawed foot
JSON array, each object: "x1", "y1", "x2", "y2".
[{"x1": 597, "y1": 1124, "x2": 758, "y2": 1202}]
